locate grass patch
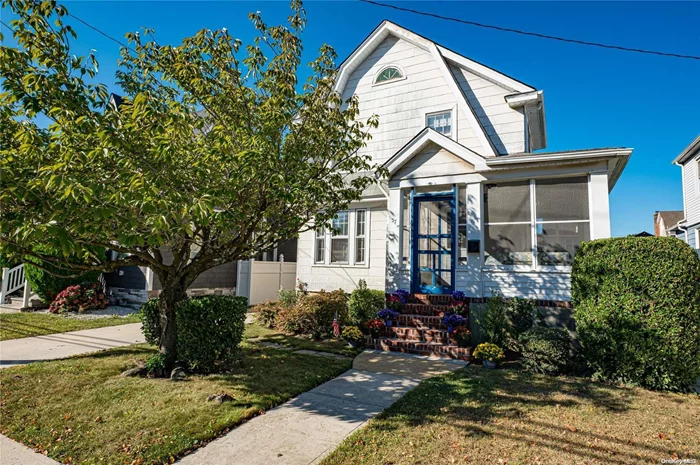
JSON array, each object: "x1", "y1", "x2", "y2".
[
  {"x1": 0, "y1": 341, "x2": 351, "y2": 464},
  {"x1": 244, "y1": 322, "x2": 363, "y2": 357},
  {"x1": 321, "y1": 364, "x2": 699, "y2": 465},
  {"x1": 0, "y1": 312, "x2": 140, "y2": 341}
]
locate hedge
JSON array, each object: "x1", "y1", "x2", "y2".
[
  {"x1": 572, "y1": 236, "x2": 700, "y2": 392},
  {"x1": 140, "y1": 295, "x2": 247, "y2": 373}
]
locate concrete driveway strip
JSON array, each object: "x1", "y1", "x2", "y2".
[
  {"x1": 177, "y1": 351, "x2": 467, "y2": 465},
  {"x1": 0, "y1": 323, "x2": 144, "y2": 368}
]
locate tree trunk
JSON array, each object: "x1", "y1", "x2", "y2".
[{"x1": 157, "y1": 278, "x2": 187, "y2": 375}]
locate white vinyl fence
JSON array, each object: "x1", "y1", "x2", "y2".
[{"x1": 236, "y1": 259, "x2": 296, "y2": 305}]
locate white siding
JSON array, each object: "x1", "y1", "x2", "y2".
[
  {"x1": 449, "y1": 64, "x2": 525, "y2": 155},
  {"x1": 682, "y1": 155, "x2": 700, "y2": 226},
  {"x1": 296, "y1": 207, "x2": 387, "y2": 291},
  {"x1": 394, "y1": 142, "x2": 475, "y2": 180},
  {"x1": 482, "y1": 271, "x2": 572, "y2": 301},
  {"x1": 342, "y1": 36, "x2": 486, "y2": 164}
]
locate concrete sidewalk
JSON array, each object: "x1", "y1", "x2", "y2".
[
  {"x1": 177, "y1": 351, "x2": 466, "y2": 465},
  {"x1": 0, "y1": 322, "x2": 144, "y2": 369}
]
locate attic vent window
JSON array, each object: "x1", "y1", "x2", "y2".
[{"x1": 375, "y1": 66, "x2": 403, "y2": 84}]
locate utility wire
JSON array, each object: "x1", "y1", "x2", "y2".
[{"x1": 360, "y1": 0, "x2": 700, "y2": 61}]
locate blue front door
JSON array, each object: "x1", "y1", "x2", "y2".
[{"x1": 412, "y1": 194, "x2": 455, "y2": 294}]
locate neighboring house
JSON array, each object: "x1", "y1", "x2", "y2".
[
  {"x1": 669, "y1": 135, "x2": 700, "y2": 251},
  {"x1": 653, "y1": 211, "x2": 684, "y2": 237},
  {"x1": 296, "y1": 21, "x2": 632, "y2": 303}
]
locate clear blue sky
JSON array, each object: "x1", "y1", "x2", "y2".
[{"x1": 3, "y1": 1, "x2": 699, "y2": 236}]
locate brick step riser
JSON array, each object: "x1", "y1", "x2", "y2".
[
  {"x1": 400, "y1": 303, "x2": 453, "y2": 316},
  {"x1": 386, "y1": 327, "x2": 452, "y2": 344},
  {"x1": 396, "y1": 315, "x2": 446, "y2": 330},
  {"x1": 366, "y1": 338, "x2": 471, "y2": 361},
  {"x1": 409, "y1": 294, "x2": 453, "y2": 305}
]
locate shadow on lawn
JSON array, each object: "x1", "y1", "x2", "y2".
[{"x1": 361, "y1": 365, "x2": 688, "y2": 465}]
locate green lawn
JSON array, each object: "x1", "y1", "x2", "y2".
[
  {"x1": 0, "y1": 340, "x2": 351, "y2": 465},
  {"x1": 244, "y1": 321, "x2": 363, "y2": 356},
  {"x1": 321, "y1": 365, "x2": 699, "y2": 465},
  {"x1": 0, "y1": 312, "x2": 141, "y2": 341}
]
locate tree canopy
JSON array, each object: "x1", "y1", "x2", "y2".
[{"x1": 0, "y1": 0, "x2": 382, "y2": 371}]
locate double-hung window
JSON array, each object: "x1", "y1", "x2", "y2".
[
  {"x1": 331, "y1": 211, "x2": 349, "y2": 264},
  {"x1": 314, "y1": 227, "x2": 326, "y2": 264},
  {"x1": 315, "y1": 210, "x2": 369, "y2": 266},
  {"x1": 355, "y1": 209, "x2": 367, "y2": 264},
  {"x1": 484, "y1": 177, "x2": 590, "y2": 267}
]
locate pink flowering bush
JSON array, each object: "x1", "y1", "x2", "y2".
[{"x1": 49, "y1": 282, "x2": 109, "y2": 314}]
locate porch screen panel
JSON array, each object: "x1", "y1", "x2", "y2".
[
  {"x1": 535, "y1": 177, "x2": 590, "y2": 265},
  {"x1": 402, "y1": 191, "x2": 410, "y2": 266},
  {"x1": 458, "y1": 187, "x2": 467, "y2": 265},
  {"x1": 484, "y1": 182, "x2": 532, "y2": 265}
]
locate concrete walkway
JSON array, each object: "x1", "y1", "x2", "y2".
[
  {"x1": 177, "y1": 350, "x2": 466, "y2": 465},
  {"x1": 0, "y1": 322, "x2": 144, "y2": 369}
]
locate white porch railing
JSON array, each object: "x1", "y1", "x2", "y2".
[{"x1": 0, "y1": 264, "x2": 32, "y2": 307}]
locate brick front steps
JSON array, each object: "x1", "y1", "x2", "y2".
[{"x1": 366, "y1": 293, "x2": 471, "y2": 361}]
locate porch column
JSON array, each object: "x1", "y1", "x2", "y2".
[
  {"x1": 386, "y1": 187, "x2": 404, "y2": 292},
  {"x1": 589, "y1": 171, "x2": 611, "y2": 239},
  {"x1": 466, "y1": 182, "x2": 484, "y2": 297}
]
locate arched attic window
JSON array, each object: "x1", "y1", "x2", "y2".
[{"x1": 374, "y1": 65, "x2": 404, "y2": 84}]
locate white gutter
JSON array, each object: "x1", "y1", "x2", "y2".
[{"x1": 486, "y1": 148, "x2": 632, "y2": 166}]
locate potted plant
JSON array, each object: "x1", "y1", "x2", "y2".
[
  {"x1": 441, "y1": 312, "x2": 467, "y2": 334},
  {"x1": 452, "y1": 326, "x2": 471, "y2": 348},
  {"x1": 449, "y1": 290, "x2": 469, "y2": 316},
  {"x1": 364, "y1": 318, "x2": 385, "y2": 338},
  {"x1": 377, "y1": 308, "x2": 400, "y2": 327},
  {"x1": 342, "y1": 326, "x2": 364, "y2": 348},
  {"x1": 473, "y1": 342, "x2": 505, "y2": 369}
]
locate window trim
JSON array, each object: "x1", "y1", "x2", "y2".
[
  {"x1": 421, "y1": 104, "x2": 458, "y2": 140},
  {"x1": 426, "y1": 110, "x2": 454, "y2": 138},
  {"x1": 373, "y1": 64, "x2": 406, "y2": 86},
  {"x1": 354, "y1": 209, "x2": 367, "y2": 265},
  {"x1": 314, "y1": 227, "x2": 326, "y2": 264},
  {"x1": 482, "y1": 175, "x2": 592, "y2": 272},
  {"x1": 312, "y1": 209, "x2": 371, "y2": 268}
]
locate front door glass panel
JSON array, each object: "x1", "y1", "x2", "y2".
[{"x1": 413, "y1": 197, "x2": 454, "y2": 294}]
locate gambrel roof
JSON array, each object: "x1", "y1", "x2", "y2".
[{"x1": 335, "y1": 20, "x2": 547, "y2": 155}]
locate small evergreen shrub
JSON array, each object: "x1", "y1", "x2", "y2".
[
  {"x1": 347, "y1": 280, "x2": 385, "y2": 325},
  {"x1": 518, "y1": 326, "x2": 573, "y2": 376},
  {"x1": 478, "y1": 294, "x2": 509, "y2": 347},
  {"x1": 139, "y1": 295, "x2": 247, "y2": 373},
  {"x1": 278, "y1": 289, "x2": 298, "y2": 308},
  {"x1": 24, "y1": 245, "x2": 104, "y2": 303},
  {"x1": 275, "y1": 290, "x2": 348, "y2": 338},
  {"x1": 478, "y1": 294, "x2": 537, "y2": 350},
  {"x1": 572, "y1": 236, "x2": 700, "y2": 392},
  {"x1": 49, "y1": 282, "x2": 109, "y2": 314},
  {"x1": 253, "y1": 300, "x2": 284, "y2": 328}
]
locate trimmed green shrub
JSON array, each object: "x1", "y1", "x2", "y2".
[
  {"x1": 572, "y1": 237, "x2": 700, "y2": 392},
  {"x1": 519, "y1": 326, "x2": 573, "y2": 376},
  {"x1": 23, "y1": 245, "x2": 104, "y2": 303},
  {"x1": 478, "y1": 294, "x2": 538, "y2": 350},
  {"x1": 348, "y1": 280, "x2": 386, "y2": 325},
  {"x1": 276, "y1": 290, "x2": 348, "y2": 338},
  {"x1": 139, "y1": 295, "x2": 247, "y2": 373},
  {"x1": 253, "y1": 300, "x2": 284, "y2": 328}
]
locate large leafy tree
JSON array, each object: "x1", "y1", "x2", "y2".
[{"x1": 0, "y1": 0, "x2": 380, "y2": 372}]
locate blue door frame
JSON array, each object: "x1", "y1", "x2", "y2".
[{"x1": 410, "y1": 186, "x2": 458, "y2": 294}]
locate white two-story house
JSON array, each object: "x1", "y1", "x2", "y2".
[
  {"x1": 296, "y1": 21, "x2": 632, "y2": 302},
  {"x1": 670, "y1": 135, "x2": 700, "y2": 251}
]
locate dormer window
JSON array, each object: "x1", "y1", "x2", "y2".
[{"x1": 374, "y1": 65, "x2": 404, "y2": 85}]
